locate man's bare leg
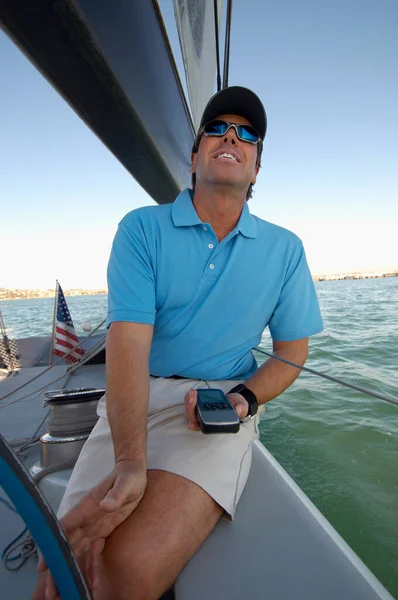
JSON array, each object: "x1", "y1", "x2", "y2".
[
  {"x1": 31, "y1": 469, "x2": 222, "y2": 600},
  {"x1": 95, "y1": 469, "x2": 223, "y2": 600}
]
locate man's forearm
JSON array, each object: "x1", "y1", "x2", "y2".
[
  {"x1": 245, "y1": 339, "x2": 308, "y2": 405},
  {"x1": 105, "y1": 323, "x2": 153, "y2": 468}
]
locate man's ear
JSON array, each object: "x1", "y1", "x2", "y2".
[
  {"x1": 251, "y1": 164, "x2": 260, "y2": 185},
  {"x1": 191, "y1": 153, "x2": 197, "y2": 174}
]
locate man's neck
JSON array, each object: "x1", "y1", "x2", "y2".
[{"x1": 192, "y1": 186, "x2": 246, "y2": 242}]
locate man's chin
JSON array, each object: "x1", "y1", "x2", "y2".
[
  {"x1": 208, "y1": 178, "x2": 248, "y2": 192},
  {"x1": 205, "y1": 169, "x2": 243, "y2": 184}
]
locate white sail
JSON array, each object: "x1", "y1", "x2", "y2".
[{"x1": 173, "y1": 0, "x2": 224, "y2": 131}]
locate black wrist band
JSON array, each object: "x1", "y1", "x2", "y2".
[{"x1": 228, "y1": 384, "x2": 258, "y2": 417}]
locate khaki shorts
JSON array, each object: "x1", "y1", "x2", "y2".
[{"x1": 57, "y1": 377, "x2": 259, "y2": 520}]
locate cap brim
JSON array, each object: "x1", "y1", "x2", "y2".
[{"x1": 200, "y1": 86, "x2": 267, "y2": 140}]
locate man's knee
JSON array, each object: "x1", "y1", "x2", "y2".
[{"x1": 95, "y1": 471, "x2": 222, "y2": 600}]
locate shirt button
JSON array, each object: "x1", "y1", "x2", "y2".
[
  {"x1": 208, "y1": 244, "x2": 214, "y2": 249},
  {"x1": 203, "y1": 226, "x2": 208, "y2": 231},
  {"x1": 209, "y1": 264, "x2": 215, "y2": 270}
]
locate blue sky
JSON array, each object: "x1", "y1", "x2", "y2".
[{"x1": 1, "y1": 0, "x2": 397, "y2": 289}]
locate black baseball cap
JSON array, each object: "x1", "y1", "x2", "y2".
[{"x1": 199, "y1": 86, "x2": 267, "y2": 140}]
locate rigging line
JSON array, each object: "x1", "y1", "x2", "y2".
[
  {"x1": 0, "y1": 335, "x2": 107, "y2": 410},
  {"x1": 0, "y1": 496, "x2": 18, "y2": 514},
  {"x1": 213, "y1": 0, "x2": 222, "y2": 92},
  {"x1": 254, "y1": 347, "x2": 398, "y2": 407},
  {"x1": 0, "y1": 318, "x2": 106, "y2": 404},
  {"x1": 64, "y1": 336, "x2": 107, "y2": 373},
  {"x1": 0, "y1": 318, "x2": 105, "y2": 403},
  {"x1": 16, "y1": 409, "x2": 50, "y2": 456},
  {"x1": 0, "y1": 370, "x2": 69, "y2": 410},
  {"x1": 222, "y1": 0, "x2": 233, "y2": 89}
]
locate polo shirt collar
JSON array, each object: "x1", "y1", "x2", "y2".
[
  {"x1": 172, "y1": 189, "x2": 202, "y2": 227},
  {"x1": 236, "y1": 201, "x2": 257, "y2": 238},
  {"x1": 172, "y1": 188, "x2": 257, "y2": 238}
]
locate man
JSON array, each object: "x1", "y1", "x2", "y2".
[{"x1": 34, "y1": 86, "x2": 323, "y2": 600}]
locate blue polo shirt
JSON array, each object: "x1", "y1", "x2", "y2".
[{"x1": 107, "y1": 188, "x2": 323, "y2": 380}]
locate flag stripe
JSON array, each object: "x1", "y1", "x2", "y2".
[
  {"x1": 55, "y1": 331, "x2": 82, "y2": 349},
  {"x1": 54, "y1": 337, "x2": 84, "y2": 356},
  {"x1": 54, "y1": 337, "x2": 76, "y2": 350},
  {"x1": 56, "y1": 325, "x2": 79, "y2": 342},
  {"x1": 54, "y1": 350, "x2": 83, "y2": 362},
  {"x1": 54, "y1": 349, "x2": 79, "y2": 363},
  {"x1": 52, "y1": 283, "x2": 85, "y2": 364}
]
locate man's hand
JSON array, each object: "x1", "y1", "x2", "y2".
[
  {"x1": 38, "y1": 461, "x2": 147, "y2": 598},
  {"x1": 184, "y1": 388, "x2": 248, "y2": 430}
]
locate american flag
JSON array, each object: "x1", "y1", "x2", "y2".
[{"x1": 53, "y1": 283, "x2": 85, "y2": 364}]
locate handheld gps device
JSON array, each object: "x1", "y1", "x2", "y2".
[{"x1": 195, "y1": 388, "x2": 240, "y2": 434}]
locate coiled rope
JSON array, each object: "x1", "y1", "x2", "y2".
[{"x1": 0, "y1": 497, "x2": 36, "y2": 571}]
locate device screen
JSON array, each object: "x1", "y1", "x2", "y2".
[{"x1": 197, "y1": 389, "x2": 233, "y2": 410}]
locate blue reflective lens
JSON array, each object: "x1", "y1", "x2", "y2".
[
  {"x1": 239, "y1": 126, "x2": 258, "y2": 143},
  {"x1": 203, "y1": 120, "x2": 259, "y2": 143},
  {"x1": 238, "y1": 126, "x2": 258, "y2": 143},
  {"x1": 206, "y1": 121, "x2": 229, "y2": 135}
]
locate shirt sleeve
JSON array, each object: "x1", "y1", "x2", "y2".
[
  {"x1": 268, "y1": 240, "x2": 323, "y2": 341},
  {"x1": 106, "y1": 216, "x2": 156, "y2": 327}
]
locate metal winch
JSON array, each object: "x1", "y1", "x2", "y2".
[{"x1": 38, "y1": 388, "x2": 105, "y2": 469}]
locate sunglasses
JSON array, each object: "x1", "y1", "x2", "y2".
[{"x1": 200, "y1": 119, "x2": 261, "y2": 145}]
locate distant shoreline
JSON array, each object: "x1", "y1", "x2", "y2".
[
  {"x1": 1, "y1": 272, "x2": 397, "y2": 301},
  {"x1": 313, "y1": 271, "x2": 398, "y2": 282},
  {"x1": 0, "y1": 289, "x2": 107, "y2": 301}
]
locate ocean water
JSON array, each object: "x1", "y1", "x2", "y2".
[{"x1": 1, "y1": 278, "x2": 397, "y2": 597}]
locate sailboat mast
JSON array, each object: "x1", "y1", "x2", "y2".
[
  {"x1": 222, "y1": 0, "x2": 233, "y2": 89},
  {"x1": 213, "y1": 0, "x2": 222, "y2": 92}
]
